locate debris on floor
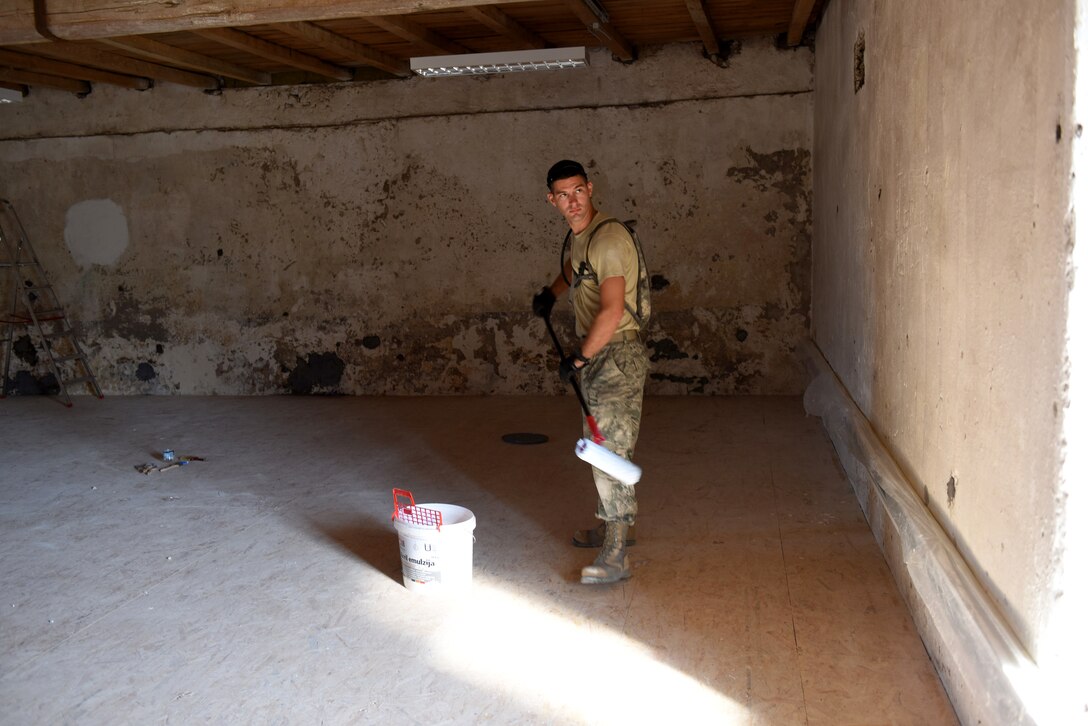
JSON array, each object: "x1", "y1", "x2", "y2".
[{"x1": 135, "y1": 456, "x2": 206, "y2": 475}]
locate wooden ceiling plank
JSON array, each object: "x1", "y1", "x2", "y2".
[
  {"x1": 366, "y1": 16, "x2": 470, "y2": 56},
  {"x1": 0, "y1": 1, "x2": 517, "y2": 46},
  {"x1": 99, "y1": 35, "x2": 271, "y2": 85},
  {"x1": 276, "y1": 21, "x2": 410, "y2": 77},
  {"x1": 25, "y1": 42, "x2": 219, "y2": 88},
  {"x1": 0, "y1": 80, "x2": 28, "y2": 94},
  {"x1": 27, "y1": 42, "x2": 220, "y2": 88},
  {"x1": 563, "y1": 0, "x2": 635, "y2": 61},
  {"x1": 194, "y1": 27, "x2": 352, "y2": 81},
  {"x1": 463, "y1": 6, "x2": 547, "y2": 50},
  {"x1": 787, "y1": 0, "x2": 819, "y2": 45},
  {"x1": 0, "y1": 46, "x2": 150, "y2": 88},
  {"x1": 0, "y1": 67, "x2": 90, "y2": 94},
  {"x1": 683, "y1": 0, "x2": 719, "y2": 56}
]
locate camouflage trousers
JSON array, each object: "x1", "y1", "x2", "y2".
[{"x1": 580, "y1": 337, "x2": 649, "y2": 525}]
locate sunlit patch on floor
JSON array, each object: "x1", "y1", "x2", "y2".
[{"x1": 430, "y1": 583, "x2": 749, "y2": 724}]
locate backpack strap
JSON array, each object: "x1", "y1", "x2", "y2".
[{"x1": 561, "y1": 218, "x2": 650, "y2": 330}]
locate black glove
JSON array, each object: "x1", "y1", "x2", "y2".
[
  {"x1": 559, "y1": 354, "x2": 587, "y2": 383},
  {"x1": 532, "y1": 286, "x2": 556, "y2": 318}
]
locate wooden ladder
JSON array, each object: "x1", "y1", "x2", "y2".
[{"x1": 0, "y1": 199, "x2": 103, "y2": 406}]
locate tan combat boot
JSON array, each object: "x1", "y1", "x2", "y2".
[
  {"x1": 572, "y1": 522, "x2": 637, "y2": 548},
  {"x1": 580, "y1": 521, "x2": 632, "y2": 584}
]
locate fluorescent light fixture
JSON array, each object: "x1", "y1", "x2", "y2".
[
  {"x1": 411, "y1": 46, "x2": 587, "y2": 77},
  {"x1": 0, "y1": 87, "x2": 24, "y2": 104}
]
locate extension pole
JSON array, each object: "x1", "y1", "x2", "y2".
[
  {"x1": 542, "y1": 315, "x2": 603, "y2": 442},
  {"x1": 541, "y1": 315, "x2": 642, "y2": 485}
]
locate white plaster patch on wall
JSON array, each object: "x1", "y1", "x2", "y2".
[{"x1": 64, "y1": 199, "x2": 129, "y2": 268}]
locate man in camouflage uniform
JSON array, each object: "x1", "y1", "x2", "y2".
[{"x1": 532, "y1": 159, "x2": 650, "y2": 584}]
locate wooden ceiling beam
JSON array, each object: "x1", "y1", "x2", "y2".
[
  {"x1": 24, "y1": 42, "x2": 220, "y2": 88},
  {"x1": 366, "y1": 16, "x2": 470, "y2": 56},
  {"x1": 563, "y1": 0, "x2": 635, "y2": 61},
  {"x1": 0, "y1": 46, "x2": 150, "y2": 88},
  {"x1": 683, "y1": 0, "x2": 719, "y2": 57},
  {"x1": 0, "y1": 79, "x2": 28, "y2": 95},
  {"x1": 463, "y1": 6, "x2": 547, "y2": 50},
  {"x1": 194, "y1": 27, "x2": 353, "y2": 81},
  {"x1": 0, "y1": 1, "x2": 514, "y2": 46},
  {"x1": 0, "y1": 66, "x2": 89, "y2": 94},
  {"x1": 99, "y1": 35, "x2": 272, "y2": 85},
  {"x1": 787, "y1": 0, "x2": 819, "y2": 45},
  {"x1": 276, "y1": 22, "x2": 410, "y2": 77}
]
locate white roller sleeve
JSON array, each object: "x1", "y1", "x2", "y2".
[{"x1": 574, "y1": 439, "x2": 642, "y2": 485}]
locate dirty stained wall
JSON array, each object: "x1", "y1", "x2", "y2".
[
  {"x1": 0, "y1": 41, "x2": 812, "y2": 396},
  {"x1": 813, "y1": 0, "x2": 1072, "y2": 676}
]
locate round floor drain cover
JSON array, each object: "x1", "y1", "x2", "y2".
[{"x1": 501, "y1": 432, "x2": 549, "y2": 445}]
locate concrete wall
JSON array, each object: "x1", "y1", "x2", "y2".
[
  {"x1": 813, "y1": 0, "x2": 1073, "y2": 676},
  {"x1": 0, "y1": 40, "x2": 813, "y2": 396}
]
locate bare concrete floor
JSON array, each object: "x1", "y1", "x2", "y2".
[{"x1": 0, "y1": 396, "x2": 957, "y2": 725}]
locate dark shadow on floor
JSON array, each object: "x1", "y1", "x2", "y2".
[{"x1": 303, "y1": 517, "x2": 403, "y2": 585}]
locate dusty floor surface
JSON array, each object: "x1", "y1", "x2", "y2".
[{"x1": 0, "y1": 395, "x2": 957, "y2": 725}]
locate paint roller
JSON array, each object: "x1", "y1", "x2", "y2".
[{"x1": 541, "y1": 315, "x2": 642, "y2": 486}]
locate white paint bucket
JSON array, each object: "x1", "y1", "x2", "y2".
[{"x1": 393, "y1": 502, "x2": 476, "y2": 592}]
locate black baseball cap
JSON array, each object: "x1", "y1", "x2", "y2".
[{"x1": 546, "y1": 159, "x2": 587, "y2": 188}]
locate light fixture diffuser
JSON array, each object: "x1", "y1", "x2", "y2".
[{"x1": 410, "y1": 46, "x2": 587, "y2": 77}]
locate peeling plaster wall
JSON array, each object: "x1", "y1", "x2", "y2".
[
  {"x1": 813, "y1": 0, "x2": 1072, "y2": 666},
  {"x1": 0, "y1": 41, "x2": 812, "y2": 396}
]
